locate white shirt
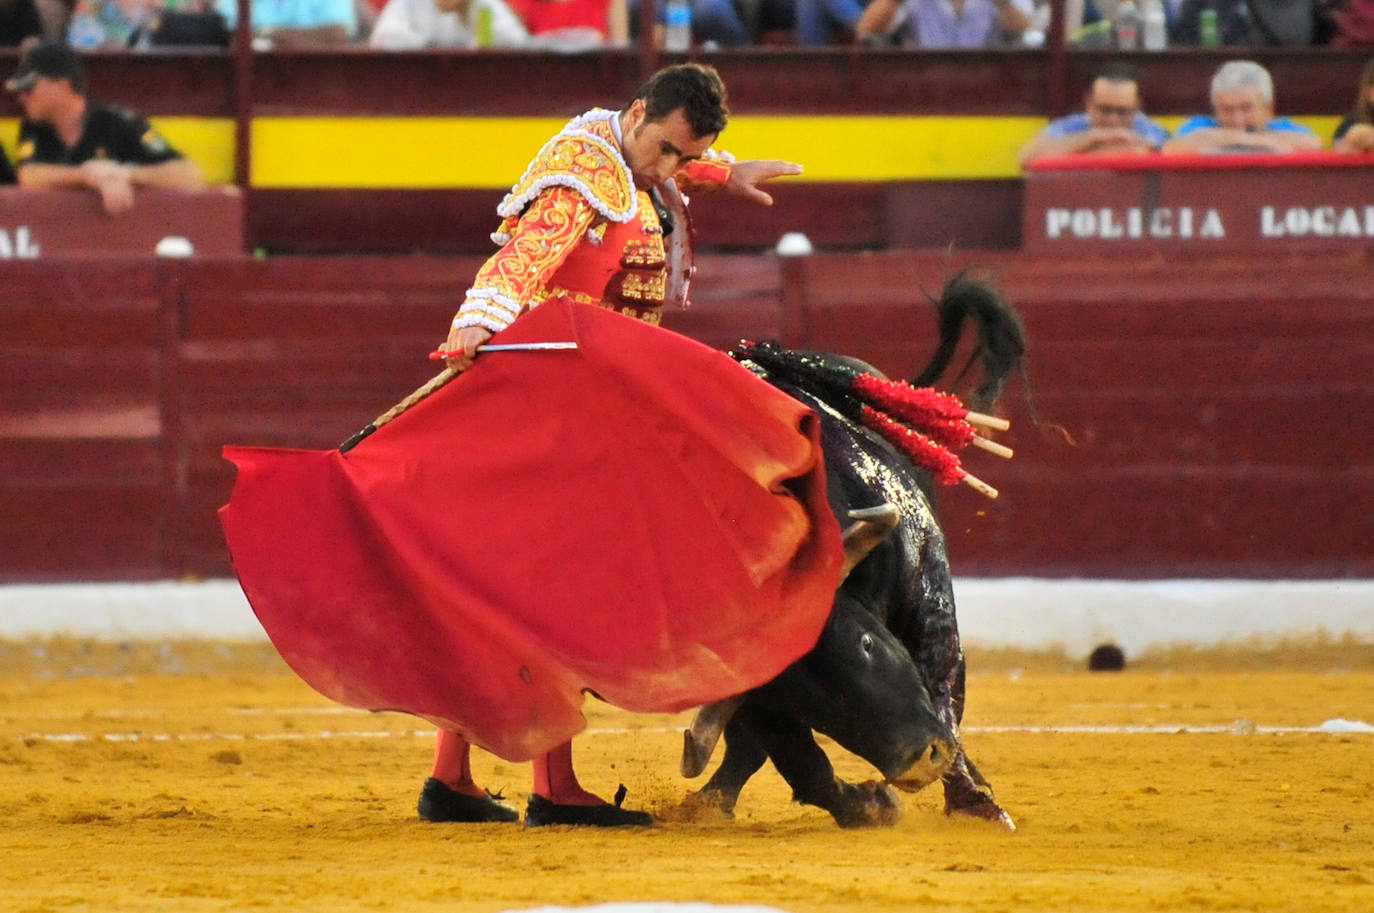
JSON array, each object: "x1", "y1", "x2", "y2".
[{"x1": 369, "y1": 0, "x2": 528, "y2": 48}]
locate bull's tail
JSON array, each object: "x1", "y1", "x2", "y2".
[{"x1": 910, "y1": 270, "x2": 1027, "y2": 414}]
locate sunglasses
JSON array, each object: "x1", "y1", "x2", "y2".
[{"x1": 1090, "y1": 104, "x2": 1138, "y2": 118}]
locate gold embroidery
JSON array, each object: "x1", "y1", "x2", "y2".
[
  {"x1": 677, "y1": 157, "x2": 733, "y2": 194},
  {"x1": 618, "y1": 273, "x2": 666, "y2": 302},
  {"x1": 619, "y1": 307, "x2": 663, "y2": 326},
  {"x1": 621, "y1": 239, "x2": 665, "y2": 268},
  {"x1": 499, "y1": 115, "x2": 636, "y2": 222},
  {"x1": 546, "y1": 287, "x2": 602, "y2": 307}
]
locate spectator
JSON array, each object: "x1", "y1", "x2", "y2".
[
  {"x1": 1333, "y1": 57, "x2": 1374, "y2": 152},
  {"x1": 1162, "y1": 60, "x2": 1322, "y2": 154},
  {"x1": 1331, "y1": 0, "x2": 1374, "y2": 44},
  {"x1": 6, "y1": 41, "x2": 205, "y2": 214},
  {"x1": 369, "y1": 0, "x2": 527, "y2": 47},
  {"x1": 66, "y1": 0, "x2": 207, "y2": 47},
  {"x1": 1, "y1": 0, "x2": 46, "y2": 46},
  {"x1": 1171, "y1": 0, "x2": 1253, "y2": 44},
  {"x1": 1247, "y1": 0, "x2": 1315, "y2": 44},
  {"x1": 631, "y1": 0, "x2": 753, "y2": 47},
  {"x1": 33, "y1": 0, "x2": 71, "y2": 39},
  {"x1": 1, "y1": 143, "x2": 15, "y2": 183},
  {"x1": 738, "y1": 0, "x2": 793, "y2": 42},
  {"x1": 1019, "y1": 63, "x2": 1170, "y2": 167},
  {"x1": 795, "y1": 0, "x2": 869, "y2": 44},
  {"x1": 215, "y1": 0, "x2": 358, "y2": 47},
  {"x1": 353, "y1": 0, "x2": 376, "y2": 36},
  {"x1": 504, "y1": 0, "x2": 627, "y2": 48},
  {"x1": 855, "y1": 0, "x2": 1032, "y2": 46}
]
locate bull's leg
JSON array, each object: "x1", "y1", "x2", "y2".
[
  {"x1": 941, "y1": 746, "x2": 1015, "y2": 830},
  {"x1": 697, "y1": 713, "x2": 768, "y2": 815},
  {"x1": 932, "y1": 658, "x2": 1015, "y2": 830},
  {"x1": 742, "y1": 708, "x2": 902, "y2": 829}
]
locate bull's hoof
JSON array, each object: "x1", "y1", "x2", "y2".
[
  {"x1": 691, "y1": 788, "x2": 738, "y2": 819},
  {"x1": 525, "y1": 794, "x2": 653, "y2": 828},
  {"x1": 830, "y1": 780, "x2": 903, "y2": 829},
  {"x1": 653, "y1": 790, "x2": 735, "y2": 824},
  {"x1": 946, "y1": 798, "x2": 1016, "y2": 831},
  {"x1": 417, "y1": 778, "x2": 519, "y2": 823}
]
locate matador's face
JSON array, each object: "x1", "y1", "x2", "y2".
[{"x1": 620, "y1": 100, "x2": 716, "y2": 190}]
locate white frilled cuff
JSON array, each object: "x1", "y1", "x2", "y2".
[{"x1": 451, "y1": 288, "x2": 523, "y2": 334}]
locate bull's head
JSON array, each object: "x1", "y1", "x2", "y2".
[
  {"x1": 763, "y1": 587, "x2": 954, "y2": 784},
  {"x1": 683, "y1": 504, "x2": 954, "y2": 785}
]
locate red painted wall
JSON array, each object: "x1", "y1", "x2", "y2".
[{"x1": 3, "y1": 249, "x2": 1370, "y2": 582}]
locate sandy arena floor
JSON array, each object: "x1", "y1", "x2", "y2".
[{"x1": 1, "y1": 639, "x2": 1371, "y2": 913}]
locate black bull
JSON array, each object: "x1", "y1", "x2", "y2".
[{"x1": 681, "y1": 273, "x2": 1025, "y2": 830}]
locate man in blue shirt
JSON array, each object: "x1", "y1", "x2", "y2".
[
  {"x1": 1163, "y1": 60, "x2": 1321, "y2": 155},
  {"x1": 1019, "y1": 63, "x2": 1170, "y2": 168},
  {"x1": 216, "y1": 0, "x2": 359, "y2": 47}
]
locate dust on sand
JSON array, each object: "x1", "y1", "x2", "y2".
[{"x1": 1, "y1": 638, "x2": 1370, "y2": 913}]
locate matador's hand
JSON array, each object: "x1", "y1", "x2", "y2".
[
  {"x1": 726, "y1": 159, "x2": 803, "y2": 206},
  {"x1": 443, "y1": 325, "x2": 493, "y2": 372}
]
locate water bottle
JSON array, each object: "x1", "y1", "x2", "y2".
[
  {"x1": 1141, "y1": 0, "x2": 1167, "y2": 49},
  {"x1": 1199, "y1": 7, "x2": 1221, "y2": 46},
  {"x1": 475, "y1": 3, "x2": 494, "y2": 46},
  {"x1": 1114, "y1": 0, "x2": 1141, "y2": 49},
  {"x1": 664, "y1": 0, "x2": 692, "y2": 52}
]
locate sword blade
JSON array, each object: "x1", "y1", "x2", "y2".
[{"x1": 429, "y1": 342, "x2": 578, "y2": 360}]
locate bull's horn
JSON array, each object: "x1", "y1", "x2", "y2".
[
  {"x1": 680, "y1": 694, "x2": 746, "y2": 778},
  {"x1": 840, "y1": 503, "x2": 901, "y2": 579}
]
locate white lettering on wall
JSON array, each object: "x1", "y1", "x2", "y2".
[
  {"x1": 0, "y1": 227, "x2": 41, "y2": 258},
  {"x1": 1261, "y1": 206, "x2": 1374, "y2": 238},
  {"x1": 1045, "y1": 207, "x2": 1226, "y2": 241}
]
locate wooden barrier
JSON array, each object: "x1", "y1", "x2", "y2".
[
  {"x1": 0, "y1": 259, "x2": 168, "y2": 579},
  {"x1": 0, "y1": 188, "x2": 244, "y2": 259},
  {"x1": 3, "y1": 249, "x2": 1370, "y2": 582}
]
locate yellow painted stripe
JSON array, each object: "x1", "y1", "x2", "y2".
[
  {"x1": 5, "y1": 115, "x2": 1344, "y2": 188},
  {"x1": 249, "y1": 116, "x2": 1050, "y2": 187},
  {"x1": 156, "y1": 118, "x2": 237, "y2": 184},
  {"x1": 250, "y1": 117, "x2": 569, "y2": 188}
]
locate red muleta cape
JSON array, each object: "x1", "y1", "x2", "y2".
[{"x1": 219, "y1": 299, "x2": 843, "y2": 761}]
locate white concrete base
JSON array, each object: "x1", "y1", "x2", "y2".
[{"x1": 1, "y1": 578, "x2": 1371, "y2": 656}]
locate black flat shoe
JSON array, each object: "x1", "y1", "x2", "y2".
[
  {"x1": 524, "y1": 792, "x2": 653, "y2": 828},
  {"x1": 417, "y1": 778, "x2": 519, "y2": 823}
]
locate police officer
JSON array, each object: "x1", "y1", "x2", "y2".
[{"x1": 6, "y1": 42, "x2": 204, "y2": 214}]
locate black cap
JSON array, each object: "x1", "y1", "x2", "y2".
[{"x1": 6, "y1": 42, "x2": 86, "y2": 95}]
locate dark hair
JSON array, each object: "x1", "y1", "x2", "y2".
[
  {"x1": 1094, "y1": 62, "x2": 1140, "y2": 87},
  {"x1": 8, "y1": 42, "x2": 87, "y2": 95},
  {"x1": 1356, "y1": 57, "x2": 1374, "y2": 126},
  {"x1": 627, "y1": 63, "x2": 729, "y2": 139}
]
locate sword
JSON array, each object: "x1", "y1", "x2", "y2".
[{"x1": 428, "y1": 342, "x2": 579, "y2": 359}]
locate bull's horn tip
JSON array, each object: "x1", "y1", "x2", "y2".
[{"x1": 847, "y1": 503, "x2": 900, "y2": 523}]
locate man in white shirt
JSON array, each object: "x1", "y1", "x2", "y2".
[{"x1": 369, "y1": 0, "x2": 527, "y2": 48}]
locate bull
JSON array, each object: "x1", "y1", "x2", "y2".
[{"x1": 680, "y1": 272, "x2": 1025, "y2": 830}]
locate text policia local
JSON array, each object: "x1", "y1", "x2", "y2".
[{"x1": 1044, "y1": 205, "x2": 1374, "y2": 241}]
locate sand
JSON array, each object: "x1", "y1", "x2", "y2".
[{"x1": 1, "y1": 640, "x2": 1370, "y2": 913}]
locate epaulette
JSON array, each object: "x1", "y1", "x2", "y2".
[{"x1": 495, "y1": 109, "x2": 637, "y2": 230}]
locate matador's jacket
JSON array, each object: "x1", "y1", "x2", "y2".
[{"x1": 451, "y1": 108, "x2": 733, "y2": 333}]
